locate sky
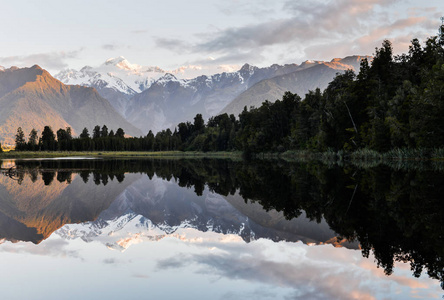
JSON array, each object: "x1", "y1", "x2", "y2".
[{"x1": 0, "y1": 0, "x2": 443, "y2": 76}]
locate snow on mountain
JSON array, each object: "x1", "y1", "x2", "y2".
[
  {"x1": 56, "y1": 56, "x2": 165, "y2": 95},
  {"x1": 54, "y1": 57, "x2": 167, "y2": 116},
  {"x1": 221, "y1": 55, "x2": 371, "y2": 116},
  {"x1": 54, "y1": 55, "x2": 369, "y2": 134},
  {"x1": 125, "y1": 62, "x2": 301, "y2": 134},
  {"x1": 155, "y1": 73, "x2": 185, "y2": 86}
]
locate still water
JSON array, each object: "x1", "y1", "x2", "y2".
[{"x1": 0, "y1": 158, "x2": 442, "y2": 299}]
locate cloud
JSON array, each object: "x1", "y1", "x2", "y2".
[
  {"x1": 103, "y1": 258, "x2": 117, "y2": 264},
  {"x1": 0, "y1": 49, "x2": 83, "y2": 71},
  {"x1": 0, "y1": 238, "x2": 81, "y2": 259},
  {"x1": 191, "y1": 50, "x2": 264, "y2": 67},
  {"x1": 132, "y1": 273, "x2": 150, "y2": 279},
  {"x1": 153, "y1": 0, "x2": 440, "y2": 67},
  {"x1": 152, "y1": 239, "x2": 441, "y2": 300},
  {"x1": 155, "y1": 249, "x2": 377, "y2": 300},
  {"x1": 216, "y1": 0, "x2": 276, "y2": 16},
  {"x1": 131, "y1": 29, "x2": 148, "y2": 34},
  {"x1": 154, "y1": 37, "x2": 192, "y2": 53},
  {"x1": 194, "y1": 18, "x2": 322, "y2": 53},
  {"x1": 194, "y1": 0, "x2": 399, "y2": 55},
  {"x1": 102, "y1": 44, "x2": 119, "y2": 51},
  {"x1": 156, "y1": 254, "x2": 191, "y2": 270}
]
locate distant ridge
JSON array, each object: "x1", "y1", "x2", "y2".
[
  {"x1": 55, "y1": 55, "x2": 370, "y2": 134},
  {"x1": 220, "y1": 56, "x2": 371, "y2": 116},
  {"x1": 0, "y1": 65, "x2": 142, "y2": 145}
]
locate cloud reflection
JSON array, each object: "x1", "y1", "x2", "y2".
[
  {"x1": 155, "y1": 238, "x2": 440, "y2": 300},
  {"x1": 0, "y1": 239, "x2": 81, "y2": 259}
]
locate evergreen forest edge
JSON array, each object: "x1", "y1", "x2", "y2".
[{"x1": 5, "y1": 29, "x2": 444, "y2": 160}]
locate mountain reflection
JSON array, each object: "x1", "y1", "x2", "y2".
[{"x1": 1, "y1": 158, "x2": 443, "y2": 289}]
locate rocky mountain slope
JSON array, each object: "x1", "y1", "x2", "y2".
[
  {"x1": 55, "y1": 57, "x2": 166, "y2": 115},
  {"x1": 56, "y1": 58, "x2": 301, "y2": 133},
  {"x1": 125, "y1": 63, "x2": 303, "y2": 133},
  {"x1": 55, "y1": 56, "x2": 369, "y2": 134},
  {"x1": 0, "y1": 65, "x2": 142, "y2": 145},
  {"x1": 221, "y1": 56, "x2": 371, "y2": 116}
]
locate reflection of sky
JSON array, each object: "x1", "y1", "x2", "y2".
[{"x1": 0, "y1": 229, "x2": 440, "y2": 300}]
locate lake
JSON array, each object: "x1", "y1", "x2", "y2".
[{"x1": 0, "y1": 158, "x2": 442, "y2": 299}]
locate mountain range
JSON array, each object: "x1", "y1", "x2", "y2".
[
  {"x1": 0, "y1": 65, "x2": 142, "y2": 145},
  {"x1": 55, "y1": 55, "x2": 369, "y2": 134},
  {"x1": 0, "y1": 55, "x2": 370, "y2": 144}
]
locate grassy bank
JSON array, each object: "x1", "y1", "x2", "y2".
[
  {"x1": 3, "y1": 148, "x2": 444, "y2": 162},
  {"x1": 0, "y1": 150, "x2": 243, "y2": 159}
]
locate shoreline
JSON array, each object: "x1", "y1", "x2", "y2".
[{"x1": 2, "y1": 148, "x2": 444, "y2": 161}]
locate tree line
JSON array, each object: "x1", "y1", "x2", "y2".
[
  {"x1": 15, "y1": 124, "x2": 130, "y2": 152},
  {"x1": 14, "y1": 28, "x2": 444, "y2": 154}
]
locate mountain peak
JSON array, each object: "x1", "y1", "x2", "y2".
[
  {"x1": 31, "y1": 64, "x2": 44, "y2": 71},
  {"x1": 80, "y1": 66, "x2": 93, "y2": 71},
  {"x1": 105, "y1": 56, "x2": 127, "y2": 65},
  {"x1": 240, "y1": 63, "x2": 254, "y2": 72},
  {"x1": 104, "y1": 56, "x2": 140, "y2": 72},
  {"x1": 158, "y1": 73, "x2": 178, "y2": 82}
]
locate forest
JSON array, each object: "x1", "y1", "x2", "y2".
[{"x1": 11, "y1": 28, "x2": 444, "y2": 155}]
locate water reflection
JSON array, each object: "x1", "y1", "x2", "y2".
[{"x1": 0, "y1": 158, "x2": 443, "y2": 296}]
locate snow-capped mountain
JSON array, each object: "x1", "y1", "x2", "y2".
[
  {"x1": 221, "y1": 56, "x2": 371, "y2": 116},
  {"x1": 55, "y1": 55, "x2": 369, "y2": 134},
  {"x1": 0, "y1": 65, "x2": 142, "y2": 145},
  {"x1": 55, "y1": 57, "x2": 166, "y2": 115},
  {"x1": 56, "y1": 56, "x2": 165, "y2": 95},
  {"x1": 55, "y1": 57, "x2": 301, "y2": 133},
  {"x1": 125, "y1": 63, "x2": 301, "y2": 133}
]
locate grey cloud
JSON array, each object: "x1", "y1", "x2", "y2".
[
  {"x1": 132, "y1": 273, "x2": 150, "y2": 279},
  {"x1": 216, "y1": 0, "x2": 278, "y2": 18},
  {"x1": 0, "y1": 238, "x2": 81, "y2": 259},
  {"x1": 282, "y1": 0, "x2": 398, "y2": 36},
  {"x1": 132, "y1": 29, "x2": 148, "y2": 34},
  {"x1": 0, "y1": 49, "x2": 83, "y2": 72},
  {"x1": 155, "y1": 1, "x2": 383, "y2": 59},
  {"x1": 195, "y1": 18, "x2": 321, "y2": 53},
  {"x1": 154, "y1": 37, "x2": 192, "y2": 53},
  {"x1": 102, "y1": 44, "x2": 118, "y2": 51},
  {"x1": 154, "y1": 0, "x2": 440, "y2": 67},
  {"x1": 191, "y1": 50, "x2": 264, "y2": 67},
  {"x1": 103, "y1": 258, "x2": 116, "y2": 264},
  {"x1": 156, "y1": 250, "x2": 376, "y2": 300},
  {"x1": 156, "y1": 255, "x2": 190, "y2": 270},
  {"x1": 221, "y1": 288, "x2": 277, "y2": 300}
]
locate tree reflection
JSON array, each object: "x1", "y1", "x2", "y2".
[
  {"x1": 41, "y1": 171, "x2": 55, "y2": 186},
  {"x1": 6, "y1": 158, "x2": 444, "y2": 288}
]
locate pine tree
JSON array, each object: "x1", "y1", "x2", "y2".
[
  {"x1": 80, "y1": 127, "x2": 90, "y2": 139},
  {"x1": 101, "y1": 125, "x2": 108, "y2": 138},
  {"x1": 41, "y1": 126, "x2": 56, "y2": 151},
  {"x1": 93, "y1": 125, "x2": 101, "y2": 139},
  {"x1": 116, "y1": 128, "x2": 125, "y2": 138},
  {"x1": 28, "y1": 128, "x2": 38, "y2": 151},
  {"x1": 15, "y1": 127, "x2": 26, "y2": 151}
]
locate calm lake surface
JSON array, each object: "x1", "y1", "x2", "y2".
[{"x1": 0, "y1": 158, "x2": 442, "y2": 299}]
